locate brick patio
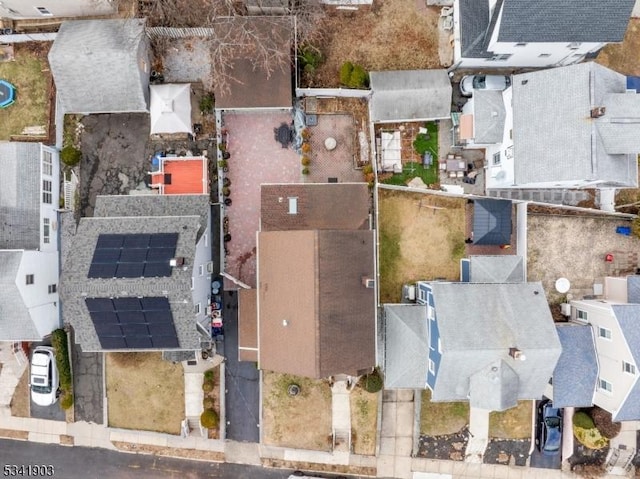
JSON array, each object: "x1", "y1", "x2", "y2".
[
  {"x1": 222, "y1": 111, "x2": 300, "y2": 288},
  {"x1": 306, "y1": 114, "x2": 364, "y2": 184}
]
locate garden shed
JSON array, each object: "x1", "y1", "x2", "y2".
[
  {"x1": 150, "y1": 83, "x2": 192, "y2": 136},
  {"x1": 473, "y1": 199, "x2": 512, "y2": 245}
]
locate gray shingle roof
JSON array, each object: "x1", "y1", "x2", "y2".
[
  {"x1": 459, "y1": 0, "x2": 493, "y2": 58},
  {"x1": 0, "y1": 142, "x2": 41, "y2": 250},
  {"x1": 0, "y1": 251, "x2": 40, "y2": 341},
  {"x1": 552, "y1": 324, "x2": 598, "y2": 408},
  {"x1": 469, "y1": 359, "x2": 519, "y2": 411},
  {"x1": 627, "y1": 276, "x2": 640, "y2": 304},
  {"x1": 473, "y1": 91, "x2": 506, "y2": 144},
  {"x1": 497, "y1": 0, "x2": 634, "y2": 43},
  {"x1": 596, "y1": 94, "x2": 640, "y2": 155},
  {"x1": 49, "y1": 19, "x2": 149, "y2": 114},
  {"x1": 473, "y1": 199, "x2": 512, "y2": 245},
  {"x1": 468, "y1": 255, "x2": 524, "y2": 283},
  {"x1": 369, "y1": 70, "x2": 453, "y2": 123},
  {"x1": 612, "y1": 304, "x2": 640, "y2": 421},
  {"x1": 61, "y1": 194, "x2": 210, "y2": 351},
  {"x1": 513, "y1": 62, "x2": 638, "y2": 187},
  {"x1": 430, "y1": 282, "x2": 561, "y2": 409},
  {"x1": 383, "y1": 304, "x2": 429, "y2": 389}
]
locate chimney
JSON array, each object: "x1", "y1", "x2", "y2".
[
  {"x1": 170, "y1": 257, "x2": 185, "y2": 267},
  {"x1": 590, "y1": 107, "x2": 606, "y2": 118},
  {"x1": 509, "y1": 347, "x2": 526, "y2": 361}
]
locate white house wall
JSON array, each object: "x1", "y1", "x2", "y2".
[
  {"x1": 0, "y1": 0, "x2": 115, "y2": 19},
  {"x1": 191, "y1": 217, "x2": 212, "y2": 335},
  {"x1": 570, "y1": 300, "x2": 637, "y2": 416},
  {"x1": 604, "y1": 277, "x2": 629, "y2": 303},
  {"x1": 40, "y1": 145, "x2": 60, "y2": 253},
  {"x1": 16, "y1": 250, "x2": 59, "y2": 338},
  {"x1": 485, "y1": 41, "x2": 602, "y2": 68}
]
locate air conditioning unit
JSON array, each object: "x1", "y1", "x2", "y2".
[
  {"x1": 206, "y1": 261, "x2": 214, "y2": 274},
  {"x1": 404, "y1": 284, "x2": 416, "y2": 301},
  {"x1": 560, "y1": 303, "x2": 571, "y2": 317}
]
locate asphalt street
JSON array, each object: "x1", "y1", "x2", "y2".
[
  {"x1": 223, "y1": 290, "x2": 260, "y2": 442},
  {"x1": 0, "y1": 439, "x2": 362, "y2": 479}
]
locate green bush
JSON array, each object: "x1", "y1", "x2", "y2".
[
  {"x1": 573, "y1": 425, "x2": 608, "y2": 450},
  {"x1": 202, "y1": 380, "x2": 214, "y2": 392},
  {"x1": 573, "y1": 411, "x2": 595, "y2": 429},
  {"x1": 302, "y1": 167, "x2": 310, "y2": 175},
  {"x1": 362, "y1": 164, "x2": 373, "y2": 175},
  {"x1": 340, "y1": 61, "x2": 354, "y2": 85},
  {"x1": 413, "y1": 133, "x2": 431, "y2": 155},
  {"x1": 301, "y1": 156, "x2": 311, "y2": 166},
  {"x1": 299, "y1": 45, "x2": 323, "y2": 75},
  {"x1": 203, "y1": 397, "x2": 214, "y2": 409},
  {"x1": 199, "y1": 94, "x2": 214, "y2": 113},
  {"x1": 362, "y1": 369, "x2": 383, "y2": 393},
  {"x1": 200, "y1": 409, "x2": 219, "y2": 429},
  {"x1": 349, "y1": 64, "x2": 369, "y2": 88},
  {"x1": 61, "y1": 145, "x2": 81, "y2": 167},
  {"x1": 204, "y1": 369, "x2": 215, "y2": 381},
  {"x1": 60, "y1": 392, "x2": 74, "y2": 410},
  {"x1": 51, "y1": 329, "x2": 72, "y2": 392}
]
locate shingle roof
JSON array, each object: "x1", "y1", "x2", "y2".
[
  {"x1": 612, "y1": 304, "x2": 640, "y2": 421},
  {"x1": 0, "y1": 142, "x2": 41, "y2": 250},
  {"x1": 469, "y1": 359, "x2": 519, "y2": 411},
  {"x1": 459, "y1": 0, "x2": 493, "y2": 58},
  {"x1": 0, "y1": 251, "x2": 40, "y2": 341},
  {"x1": 60, "y1": 195, "x2": 210, "y2": 351},
  {"x1": 596, "y1": 94, "x2": 640, "y2": 155},
  {"x1": 473, "y1": 91, "x2": 506, "y2": 144},
  {"x1": 497, "y1": 0, "x2": 634, "y2": 43},
  {"x1": 627, "y1": 276, "x2": 640, "y2": 304},
  {"x1": 430, "y1": 282, "x2": 561, "y2": 409},
  {"x1": 49, "y1": 19, "x2": 149, "y2": 114},
  {"x1": 258, "y1": 229, "x2": 376, "y2": 378},
  {"x1": 383, "y1": 304, "x2": 429, "y2": 389},
  {"x1": 260, "y1": 183, "x2": 370, "y2": 232},
  {"x1": 513, "y1": 62, "x2": 638, "y2": 187},
  {"x1": 468, "y1": 255, "x2": 524, "y2": 283},
  {"x1": 473, "y1": 199, "x2": 512, "y2": 245},
  {"x1": 552, "y1": 324, "x2": 598, "y2": 408},
  {"x1": 369, "y1": 70, "x2": 453, "y2": 122}
]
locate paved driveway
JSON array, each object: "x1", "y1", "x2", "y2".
[
  {"x1": 29, "y1": 339, "x2": 65, "y2": 422},
  {"x1": 530, "y1": 400, "x2": 562, "y2": 470},
  {"x1": 71, "y1": 343, "x2": 103, "y2": 424},
  {"x1": 223, "y1": 290, "x2": 260, "y2": 442}
]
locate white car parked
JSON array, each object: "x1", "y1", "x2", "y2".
[
  {"x1": 30, "y1": 346, "x2": 60, "y2": 407},
  {"x1": 460, "y1": 74, "x2": 512, "y2": 96}
]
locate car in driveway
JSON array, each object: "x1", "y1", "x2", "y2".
[
  {"x1": 536, "y1": 400, "x2": 562, "y2": 455},
  {"x1": 460, "y1": 74, "x2": 512, "y2": 96},
  {"x1": 30, "y1": 346, "x2": 59, "y2": 407}
]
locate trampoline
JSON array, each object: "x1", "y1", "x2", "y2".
[{"x1": 0, "y1": 80, "x2": 16, "y2": 108}]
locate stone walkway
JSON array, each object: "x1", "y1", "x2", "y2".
[
  {"x1": 331, "y1": 380, "x2": 352, "y2": 452},
  {"x1": 466, "y1": 407, "x2": 490, "y2": 462},
  {"x1": 378, "y1": 389, "x2": 415, "y2": 479}
]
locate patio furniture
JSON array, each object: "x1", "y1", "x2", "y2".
[
  {"x1": 456, "y1": 171, "x2": 464, "y2": 178},
  {"x1": 422, "y1": 151, "x2": 433, "y2": 167},
  {"x1": 274, "y1": 123, "x2": 291, "y2": 148},
  {"x1": 446, "y1": 159, "x2": 466, "y2": 172},
  {"x1": 439, "y1": 161, "x2": 447, "y2": 171},
  {"x1": 440, "y1": 6, "x2": 453, "y2": 17},
  {"x1": 448, "y1": 171, "x2": 457, "y2": 178},
  {"x1": 443, "y1": 16, "x2": 454, "y2": 31}
]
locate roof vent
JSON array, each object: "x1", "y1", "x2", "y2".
[
  {"x1": 521, "y1": 80, "x2": 528, "y2": 85},
  {"x1": 282, "y1": 319, "x2": 289, "y2": 327},
  {"x1": 170, "y1": 257, "x2": 185, "y2": 267},
  {"x1": 362, "y1": 276, "x2": 375, "y2": 288},
  {"x1": 288, "y1": 197, "x2": 298, "y2": 215},
  {"x1": 591, "y1": 107, "x2": 606, "y2": 118},
  {"x1": 509, "y1": 347, "x2": 526, "y2": 361}
]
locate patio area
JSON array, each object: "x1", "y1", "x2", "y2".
[
  {"x1": 222, "y1": 111, "x2": 300, "y2": 288},
  {"x1": 305, "y1": 113, "x2": 363, "y2": 184}
]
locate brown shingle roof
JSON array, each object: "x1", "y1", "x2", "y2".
[
  {"x1": 260, "y1": 183, "x2": 371, "y2": 232},
  {"x1": 238, "y1": 288, "x2": 258, "y2": 362}
]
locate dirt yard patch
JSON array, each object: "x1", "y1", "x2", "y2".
[
  {"x1": 596, "y1": 19, "x2": 640, "y2": 76},
  {"x1": 378, "y1": 188, "x2": 466, "y2": 303},
  {"x1": 420, "y1": 389, "x2": 469, "y2": 436},
  {"x1": 350, "y1": 387, "x2": 378, "y2": 456},
  {"x1": 262, "y1": 372, "x2": 332, "y2": 451},
  {"x1": 10, "y1": 367, "x2": 30, "y2": 418},
  {"x1": 527, "y1": 212, "x2": 640, "y2": 304},
  {"x1": 489, "y1": 401, "x2": 532, "y2": 439},
  {"x1": 306, "y1": 1, "x2": 440, "y2": 87},
  {"x1": 105, "y1": 353, "x2": 185, "y2": 435},
  {"x1": 0, "y1": 42, "x2": 52, "y2": 141}
]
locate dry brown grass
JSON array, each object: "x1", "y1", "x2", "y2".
[
  {"x1": 420, "y1": 389, "x2": 469, "y2": 436},
  {"x1": 10, "y1": 367, "x2": 30, "y2": 418},
  {"x1": 106, "y1": 352, "x2": 185, "y2": 435},
  {"x1": 596, "y1": 19, "x2": 640, "y2": 76},
  {"x1": 0, "y1": 429, "x2": 29, "y2": 440},
  {"x1": 378, "y1": 188, "x2": 467, "y2": 303},
  {"x1": 113, "y1": 441, "x2": 225, "y2": 461},
  {"x1": 262, "y1": 458, "x2": 376, "y2": 477},
  {"x1": 307, "y1": 1, "x2": 440, "y2": 87},
  {"x1": 262, "y1": 372, "x2": 332, "y2": 451},
  {"x1": 489, "y1": 401, "x2": 532, "y2": 439},
  {"x1": 350, "y1": 387, "x2": 378, "y2": 455}
]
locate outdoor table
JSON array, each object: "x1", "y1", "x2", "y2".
[{"x1": 446, "y1": 159, "x2": 466, "y2": 172}]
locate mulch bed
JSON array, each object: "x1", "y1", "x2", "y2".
[
  {"x1": 417, "y1": 427, "x2": 469, "y2": 461},
  {"x1": 483, "y1": 439, "x2": 530, "y2": 466}
]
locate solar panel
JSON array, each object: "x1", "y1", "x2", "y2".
[
  {"x1": 146, "y1": 247, "x2": 175, "y2": 262},
  {"x1": 91, "y1": 248, "x2": 120, "y2": 263},
  {"x1": 119, "y1": 248, "x2": 148, "y2": 263},
  {"x1": 96, "y1": 234, "x2": 124, "y2": 249},
  {"x1": 123, "y1": 234, "x2": 150, "y2": 248},
  {"x1": 115, "y1": 262, "x2": 145, "y2": 278},
  {"x1": 86, "y1": 296, "x2": 178, "y2": 350},
  {"x1": 88, "y1": 263, "x2": 117, "y2": 278},
  {"x1": 143, "y1": 262, "x2": 172, "y2": 277},
  {"x1": 150, "y1": 233, "x2": 179, "y2": 248}
]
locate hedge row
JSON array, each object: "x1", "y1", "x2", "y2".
[{"x1": 51, "y1": 328, "x2": 73, "y2": 409}]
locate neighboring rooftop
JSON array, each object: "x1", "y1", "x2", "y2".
[
  {"x1": 49, "y1": 19, "x2": 149, "y2": 114},
  {"x1": 369, "y1": 69, "x2": 453, "y2": 123},
  {"x1": 0, "y1": 251, "x2": 40, "y2": 341},
  {"x1": 151, "y1": 157, "x2": 208, "y2": 195},
  {"x1": 473, "y1": 199, "x2": 512, "y2": 245},
  {"x1": 458, "y1": 0, "x2": 492, "y2": 58},
  {"x1": 473, "y1": 91, "x2": 506, "y2": 144},
  {"x1": 0, "y1": 142, "x2": 41, "y2": 250},
  {"x1": 468, "y1": 255, "x2": 524, "y2": 283},
  {"x1": 612, "y1": 304, "x2": 640, "y2": 421}
]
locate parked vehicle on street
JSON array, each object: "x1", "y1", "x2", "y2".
[
  {"x1": 460, "y1": 75, "x2": 512, "y2": 96},
  {"x1": 536, "y1": 399, "x2": 563, "y2": 455},
  {"x1": 30, "y1": 346, "x2": 60, "y2": 407}
]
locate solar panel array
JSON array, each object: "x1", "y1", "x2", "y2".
[
  {"x1": 88, "y1": 233, "x2": 178, "y2": 279},
  {"x1": 86, "y1": 297, "x2": 179, "y2": 349}
]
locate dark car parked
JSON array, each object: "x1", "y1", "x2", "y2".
[{"x1": 536, "y1": 400, "x2": 563, "y2": 455}]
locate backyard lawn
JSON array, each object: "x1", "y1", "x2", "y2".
[
  {"x1": 262, "y1": 372, "x2": 332, "y2": 451},
  {"x1": 105, "y1": 353, "x2": 185, "y2": 435},
  {"x1": 378, "y1": 188, "x2": 466, "y2": 302},
  {"x1": 420, "y1": 389, "x2": 469, "y2": 436},
  {"x1": 489, "y1": 401, "x2": 532, "y2": 439},
  {"x1": 383, "y1": 122, "x2": 439, "y2": 187},
  {"x1": 597, "y1": 19, "x2": 640, "y2": 76},
  {"x1": 0, "y1": 43, "x2": 51, "y2": 140},
  {"x1": 350, "y1": 386, "x2": 378, "y2": 455}
]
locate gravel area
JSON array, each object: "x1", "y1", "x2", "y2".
[
  {"x1": 160, "y1": 38, "x2": 214, "y2": 90},
  {"x1": 483, "y1": 439, "x2": 530, "y2": 466},
  {"x1": 417, "y1": 428, "x2": 469, "y2": 461}
]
